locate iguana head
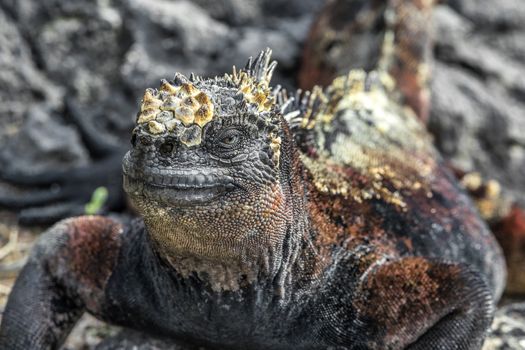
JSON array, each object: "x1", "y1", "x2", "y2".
[{"x1": 123, "y1": 50, "x2": 296, "y2": 271}]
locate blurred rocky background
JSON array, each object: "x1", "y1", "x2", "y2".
[
  {"x1": 0, "y1": 0, "x2": 524, "y2": 348},
  {"x1": 0, "y1": 0, "x2": 321, "y2": 167},
  {"x1": 430, "y1": 0, "x2": 525, "y2": 207}
]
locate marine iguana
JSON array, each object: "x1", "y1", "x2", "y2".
[{"x1": 0, "y1": 0, "x2": 506, "y2": 348}]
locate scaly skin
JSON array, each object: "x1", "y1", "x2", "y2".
[{"x1": 0, "y1": 0, "x2": 506, "y2": 349}]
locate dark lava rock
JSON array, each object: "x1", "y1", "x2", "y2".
[
  {"x1": 0, "y1": 108, "x2": 89, "y2": 174},
  {"x1": 0, "y1": 7, "x2": 63, "y2": 144}
]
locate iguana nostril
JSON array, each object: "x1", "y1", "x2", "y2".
[
  {"x1": 139, "y1": 135, "x2": 152, "y2": 146},
  {"x1": 159, "y1": 142, "x2": 174, "y2": 156}
]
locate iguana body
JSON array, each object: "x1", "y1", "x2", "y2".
[{"x1": 0, "y1": 0, "x2": 506, "y2": 349}]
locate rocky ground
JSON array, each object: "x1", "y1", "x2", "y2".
[{"x1": 0, "y1": 0, "x2": 524, "y2": 349}]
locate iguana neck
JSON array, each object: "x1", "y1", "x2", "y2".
[{"x1": 139, "y1": 160, "x2": 319, "y2": 294}]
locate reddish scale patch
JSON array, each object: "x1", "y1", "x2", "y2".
[
  {"x1": 342, "y1": 166, "x2": 373, "y2": 189},
  {"x1": 65, "y1": 217, "x2": 122, "y2": 289},
  {"x1": 263, "y1": 183, "x2": 286, "y2": 220},
  {"x1": 354, "y1": 258, "x2": 462, "y2": 348},
  {"x1": 308, "y1": 194, "x2": 346, "y2": 250},
  {"x1": 308, "y1": 180, "x2": 399, "y2": 267},
  {"x1": 51, "y1": 216, "x2": 123, "y2": 312},
  {"x1": 400, "y1": 237, "x2": 414, "y2": 252}
]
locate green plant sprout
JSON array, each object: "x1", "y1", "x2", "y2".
[{"x1": 84, "y1": 186, "x2": 109, "y2": 215}]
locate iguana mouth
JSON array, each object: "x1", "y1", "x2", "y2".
[
  {"x1": 122, "y1": 155, "x2": 238, "y2": 205},
  {"x1": 123, "y1": 175, "x2": 237, "y2": 206}
]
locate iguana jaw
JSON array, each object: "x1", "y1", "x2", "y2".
[
  {"x1": 123, "y1": 176, "x2": 237, "y2": 206},
  {"x1": 122, "y1": 154, "x2": 239, "y2": 206},
  {"x1": 126, "y1": 179, "x2": 293, "y2": 291}
]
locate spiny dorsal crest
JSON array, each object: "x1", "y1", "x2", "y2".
[
  {"x1": 241, "y1": 48, "x2": 277, "y2": 87},
  {"x1": 226, "y1": 48, "x2": 278, "y2": 112},
  {"x1": 282, "y1": 70, "x2": 394, "y2": 132}
]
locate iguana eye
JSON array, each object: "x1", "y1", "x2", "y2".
[
  {"x1": 222, "y1": 134, "x2": 239, "y2": 145},
  {"x1": 217, "y1": 129, "x2": 243, "y2": 148}
]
